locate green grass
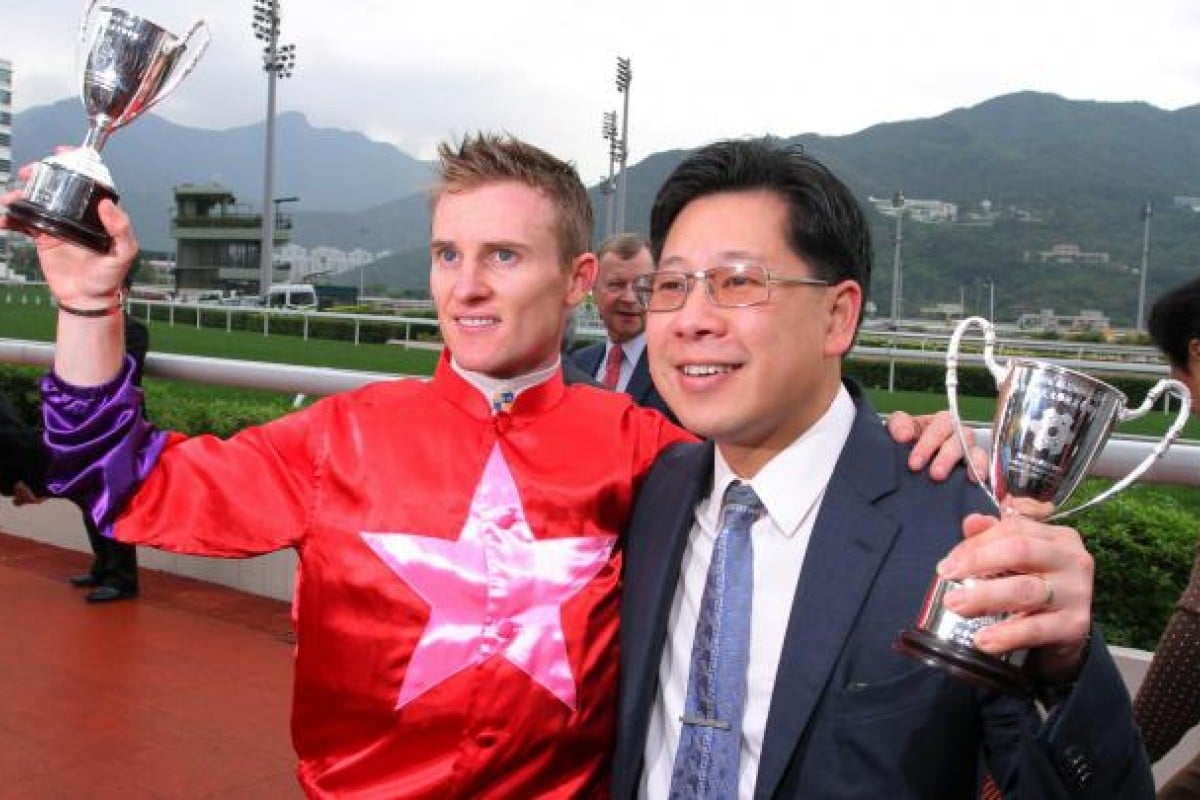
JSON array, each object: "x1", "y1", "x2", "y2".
[
  {"x1": 144, "y1": 323, "x2": 440, "y2": 375},
  {"x1": 0, "y1": 288, "x2": 439, "y2": 376}
]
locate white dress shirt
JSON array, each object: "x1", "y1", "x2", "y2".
[
  {"x1": 596, "y1": 333, "x2": 647, "y2": 393},
  {"x1": 640, "y1": 385, "x2": 856, "y2": 799}
]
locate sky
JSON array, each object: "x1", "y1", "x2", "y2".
[{"x1": 4, "y1": 0, "x2": 1200, "y2": 181}]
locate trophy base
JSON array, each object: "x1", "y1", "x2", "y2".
[
  {"x1": 895, "y1": 628, "x2": 1032, "y2": 698},
  {"x1": 6, "y1": 196, "x2": 116, "y2": 253},
  {"x1": 7, "y1": 161, "x2": 119, "y2": 253}
]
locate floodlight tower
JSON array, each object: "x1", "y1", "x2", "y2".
[
  {"x1": 601, "y1": 111, "x2": 619, "y2": 238},
  {"x1": 1136, "y1": 200, "x2": 1153, "y2": 331},
  {"x1": 614, "y1": 57, "x2": 632, "y2": 232},
  {"x1": 253, "y1": 0, "x2": 296, "y2": 297},
  {"x1": 890, "y1": 190, "x2": 906, "y2": 329}
]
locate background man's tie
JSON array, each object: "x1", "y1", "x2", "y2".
[{"x1": 603, "y1": 344, "x2": 623, "y2": 390}]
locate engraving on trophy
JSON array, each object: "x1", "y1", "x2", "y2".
[
  {"x1": 1028, "y1": 407, "x2": 1074, "y2": 457},
  {"x1": 946, "y1": 614, "x2": 995, "y2": 650}
]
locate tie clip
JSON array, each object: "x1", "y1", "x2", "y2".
[{"x1": 680, "y1": 715, "x2": 731, "y2": 730}]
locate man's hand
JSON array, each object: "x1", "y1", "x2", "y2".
[
  {"x1": 1, "y1": 160, "x2": 139, "y2": 308},
  {"x1": 2, "y1": 160, "x2": 138, "y2": 386},
  {"x1": 937, "y1": 513, "x2": 1093, "y2": 684},
  {"x1": 11, "y1": 481, "x2": 45, "y2": 507},
  {"x1": 887, "y1": 410, "x2": 989, "y2": 482}
]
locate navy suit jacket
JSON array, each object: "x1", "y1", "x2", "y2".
[
  {"x1": 570, "y1": 340, "x2": 678, "y2": 426},
  {"x1": 614, "y1": 385, "x2": 1152, "y2": 799},
  {"x1": 0, "y1": 389, "x2": 47, "y2": 496}
]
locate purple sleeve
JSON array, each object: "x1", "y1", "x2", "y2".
[{"x1": 40, "y1": 355, "x2": 170, "y2": 537}]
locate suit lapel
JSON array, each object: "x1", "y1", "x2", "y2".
[
  {"x1": 625, "y1": 351, "x2": 654, "y2": 404},
  {"x1": 754, "y1": 402, "x2": 903, "y2": 799},
  {"x1": 578, "y1": 342, "x2": 604, "y2": 377}
]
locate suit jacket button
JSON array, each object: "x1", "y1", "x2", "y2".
[{"x1": 1058, "y1": 744, "x2": 1094, "y2": 790}]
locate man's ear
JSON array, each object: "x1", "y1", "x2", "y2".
[
  {"x1": 567, "y1": 253, "x2": 598, "y2": 308},
  {"x1": 823, "y1": 279, "x2": 863, "y2": 358}
]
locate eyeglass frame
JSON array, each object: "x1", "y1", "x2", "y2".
[{"x1": 632, "y1": 262, "x2": 830, "y2": 312}]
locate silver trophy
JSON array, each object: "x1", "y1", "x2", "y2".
[
  {"x1": 896, "y1": 316, "x2": 1192, "y2": 695},
  {"x1": 6, "y1": 1, "x2": 209, "y2": 252}
]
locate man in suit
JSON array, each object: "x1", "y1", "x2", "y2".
[
  {"x1": 0, "y1": 387, "x2": 48, "y2": 503},
  {"x1": 614, "y1": 140, "x2": 1152, "y2": 798},
  {"x1": 570, "y1": 233, "x2": 677, "y2": 423}
]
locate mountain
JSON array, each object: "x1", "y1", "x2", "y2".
[
  {"x1": 784, "y1": 93, "x2": 1200, "y2": 324},
  {"x1": 324, "y1": 246, "x2": 431, "y2": 295},
  {"x1": 12, "y1": 99, "x2": 433, "y2": 250},
  {"x1": 13, "y1": 91, "x2": 1200, "y2": 322},
  {"x1": 796, "y1": 92, "x2": 1200, "y2": 219},
  {"x1": 291, "y1": 193, "x2": 431, "y2": 253}
]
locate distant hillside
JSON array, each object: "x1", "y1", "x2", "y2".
[
  {"x1": 787, "y1": 93, "x2": 1200, "y2": 324},
  {"x1": 13, "y1": 100, "x2": 433, "y2": 250},
  {"x1": 13, "y1": 91, "x2": 1200, "y2": 322},
  {"x1": 799, "y1": 92, "x2": 1200, "y2": 219},
  {"x1": 291, "y1": 193, "x2": 431, "y2": 252},
  {"x1": 324, "y1": 246, "x2": 431, "y2": 295}
]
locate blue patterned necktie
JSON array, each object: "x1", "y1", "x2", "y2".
[{"x1": 669, "y1": 481, "x2": 764, "y2": 799}]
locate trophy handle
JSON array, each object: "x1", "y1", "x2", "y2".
[
  {"x1": 946, "y1": 316, "x2": 1008, "y2": 505},
  {"x1": 79, "y1": 0, "x2": 99, "y2": 44},
  {"x1": 76, "y1": 0, "x2": 101, "y2": 99},
  {"x1": 1049, "y1": 378, "x2": 1192, "y2": 520},
  {"x1": 138, "y1": 20, "x2": 211, "y2": 116}
]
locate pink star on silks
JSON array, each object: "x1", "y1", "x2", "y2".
[{"x1": 361, "y1": 443, "x2": 617, "y2": 712}]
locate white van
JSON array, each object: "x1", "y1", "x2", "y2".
[{"x1": 265, "y1": 283, "x2": 318, "y2": 310}]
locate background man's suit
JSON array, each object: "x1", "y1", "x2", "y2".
[
  {"x1": 0, "y1": 389, "x2": 48, "y2": 496},
  {"x1": 78, "y1": 313, "x2": 148, "y2": 594},
  {"x1": 614, "y1": 384, "x2": 1152, "y2": 799},
  {"x1": 570, "y1": 341, "x2": 678, "y2": 425}
]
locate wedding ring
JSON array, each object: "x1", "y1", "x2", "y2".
[{"x1": 1038, "y1": 575, "x2": 1055, "y2": 609}]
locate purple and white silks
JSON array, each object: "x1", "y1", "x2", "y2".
[{"x1": 40, "y1": 355, "x2": 169, "y2": 538}]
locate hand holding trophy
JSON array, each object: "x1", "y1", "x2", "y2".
[
  {"x1": 896, "y1": 316, "x2": 1192, "y2": 696},
  {"x1": 5, "y1": 1, "x2": 209, "y2": 252}
]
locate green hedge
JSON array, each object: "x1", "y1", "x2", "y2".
[
  {"x1": 143, "y1": 390, "x2": 296, "y2": 439},
  {"x1": 1074, "y1": 483, "x2": 1197, "y2": 651},
  {"x1": 1, "y1": 365, "x2": 295, "y2": 439},
  {"x1": 844, "y1": 357, "x2": 1166, "y2": 402},
  {"x1": 0, "y1": 365, "x2": 44, "y2": 424}
]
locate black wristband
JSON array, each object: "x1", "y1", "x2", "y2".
[{"x1": 54, "y1": 289, "x2": 126, "y2": 318}]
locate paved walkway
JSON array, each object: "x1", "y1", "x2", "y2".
[
  {"x1": 0, "y1": 531, "x2": 302, "y2": 799},
  {"x1": 3, "y1": 511, "x2": 1197, "y2": 796}
]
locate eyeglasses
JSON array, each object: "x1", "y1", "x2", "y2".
[{"x1": 632, "y1": 262, "x2": 829, "y2": 312}]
